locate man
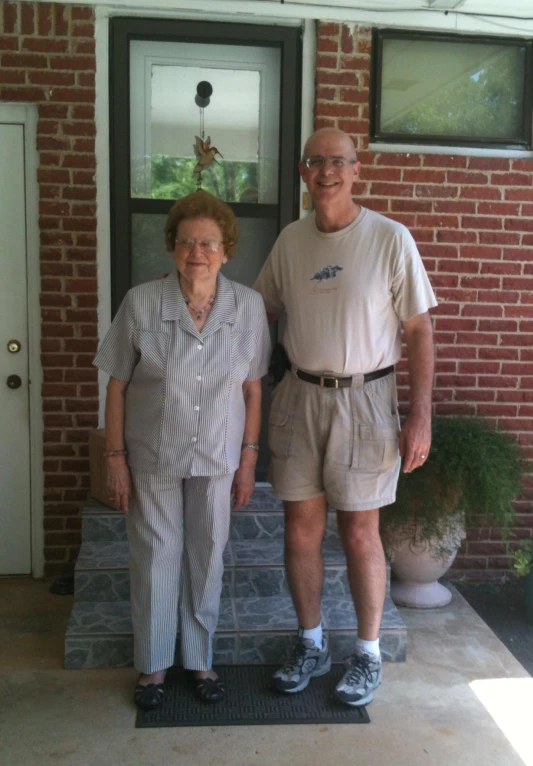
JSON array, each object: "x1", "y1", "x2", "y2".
[{"x1": 253, "y1": 128, "x2": 436, "y2": 707}]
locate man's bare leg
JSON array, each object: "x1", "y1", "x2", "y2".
[
  {"x1": 336, "y1": 508, "x2": 386, "y2": 640},
  {"x1": 333, "y1": 508, "x2": 385, "y2": 706},
  {"x1": 273, "y1": 495, "x2": 331, "y2": 693},
  {"x1": 284, "y1": 496, "x2": 328, "y2": 628}
]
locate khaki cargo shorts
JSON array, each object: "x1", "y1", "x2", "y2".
[{"x1": 267, "y1": 370, "x2": 401, "y2": 511}]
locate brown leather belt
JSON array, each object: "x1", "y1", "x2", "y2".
[{"x1": 295, "y1": 365, "x2": 395, "y2": 389}]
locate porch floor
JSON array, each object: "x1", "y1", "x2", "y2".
[{"x1": 1, "y1": 577, "x2": 531, "y2": 766}]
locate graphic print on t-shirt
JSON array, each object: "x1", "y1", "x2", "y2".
[{"x1": 310, "y1": 265, "x2": 343, "y2": 283}]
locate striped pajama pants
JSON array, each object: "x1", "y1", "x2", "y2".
[{"x1": 127, "y1": 470, "x2": 234, "y2": 673}]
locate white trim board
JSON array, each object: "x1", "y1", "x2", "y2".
[
  {"x1": 369, "y1": 143, "x2": 533, "y2": 159},
  {"x1": 32, "y1": 0, "x2": 533, "y2": 37},
  {"x1": 95, "y1": 8, "x2": 112, "y2": 426}
]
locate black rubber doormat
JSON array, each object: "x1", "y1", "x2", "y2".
[{"x1": 135, "y1": 665, "x2": 370, "y2": 727}]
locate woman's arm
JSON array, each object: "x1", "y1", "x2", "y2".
[
  {"x1": 105, "y1": 376, "x2": 132, "y2": 513},
  {"x1": 231, "y1": 378, "x2": 262, "y2": 510}
]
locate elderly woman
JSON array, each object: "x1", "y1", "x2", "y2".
[{"x1": 93, "y1": 190, "x2": 270, "y2": 709}]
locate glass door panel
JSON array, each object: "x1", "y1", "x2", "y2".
[
  {"x1": 130, "y1": 41, "x2": 281, "y2": 204},
  {"x1": 131, "y1": 214, "x2": 277, "y2": 288}
]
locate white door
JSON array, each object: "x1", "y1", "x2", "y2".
[{"x1": 0, "y1": 122, "x2": 31, "y2": 574}]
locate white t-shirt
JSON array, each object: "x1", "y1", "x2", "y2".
[{"x1": 253, "y1": 207, "x2": 437, "y2": 376}]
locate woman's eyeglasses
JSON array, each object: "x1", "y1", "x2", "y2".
[
  {"x1": 175, "y1": 238, "x2": 223, "y2": 254},
  {"x1": 304, "y1": 156, "x2": 357, "y2": 170}
]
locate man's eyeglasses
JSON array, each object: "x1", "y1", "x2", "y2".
[
  {"x1": 304, "y1": 156, "x2": 357, "y2": 170},
  {"x1": 175, "y1": 238, "x2": 223, "y2": 254}
]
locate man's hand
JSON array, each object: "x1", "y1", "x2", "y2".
[
  {"x1": 399, "y1": 412, "x2": 431, "y2": 473},
  {"x1": 106, "y1": 456, "x2": 132, "y2": 513}
]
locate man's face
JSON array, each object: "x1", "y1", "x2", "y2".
[{"x1": 299, "y1": 133, "x2": 360, "y2": 208}]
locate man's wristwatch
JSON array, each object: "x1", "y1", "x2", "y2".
[{"x1": 242, "y1": 443, "x2": 260, "y2": 452}]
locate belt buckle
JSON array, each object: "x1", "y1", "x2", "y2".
[{"x1": 319, "y1": 374, "x2": 338, "y2": 389}]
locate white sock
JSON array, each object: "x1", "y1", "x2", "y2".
[
  {"x1": 301, "y1": 623, "x2": 323, "y2": 648},
  {"x1": 356, "y1": 636, "x2": 380, "y2": 658}
]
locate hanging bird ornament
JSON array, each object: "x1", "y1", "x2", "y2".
[
  {"x1": 192, "y1": 81, "x2": 222, "y2": 190},
  {"x1": 193, "y1": 135, "x2": 223, "y2": 177}
]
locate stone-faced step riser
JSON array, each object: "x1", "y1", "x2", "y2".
[
  {"x1": 67, "y1": 594, "x2": 400, "y2": 638},
  {"x1": 75, "y1": 564, "x2": 392, "y2": 603},
  {"x1": 65, "y1": 627, "x2": 406, "y2": 669},
  {"x1": 82, "y1": 511, "x2": 341, "y2": 543},
  {"x1": 74, "y1": 537, "x2": 391, "y2": 602}
]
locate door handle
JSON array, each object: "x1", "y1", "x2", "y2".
[
  {"x1": 7, "y1": 340, "x2": 22, "y2": 353},
  {"x1": 7, "y1": 374, "x2": 22, "y2": 389}
]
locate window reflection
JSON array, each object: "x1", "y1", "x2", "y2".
[{"x1": 381, "y1": 39, "x2": 525, "y2": 139}]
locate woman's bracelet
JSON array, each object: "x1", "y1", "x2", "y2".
[
  {"x1": 104, "y1": 449, "x2": 128, "y2": 457},
  {"x1": 241, "y1": 443, "x2": 259, "y2": 452}
]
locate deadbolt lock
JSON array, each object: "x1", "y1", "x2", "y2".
[{"x1": 7, "y1": 340, "x2": 21, "y2": 353}]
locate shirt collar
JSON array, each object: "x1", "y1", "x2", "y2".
[
  {"x1": 161, "y1": 270, "x2": 182, "y2": 321},
  {"x1": 161, "y1": 270, "x2": 237, "y2": 330}
]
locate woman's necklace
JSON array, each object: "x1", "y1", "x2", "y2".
[{"x1": 183, "y1": 292, "x2": 215, "y2": 320}]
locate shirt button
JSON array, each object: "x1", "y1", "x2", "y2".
[
  {"x1": 196, "y1": 375, "x2": 201, "y2": 381},
  {"x1": 191, "y1": 437, "x2": 197, "y2": 443},
  {"x1": 194, "y1": 405, "x2": 200, "y2": 411},
  {"x1": 197, "y1": 344, "x2": 203, "y2": 350}
]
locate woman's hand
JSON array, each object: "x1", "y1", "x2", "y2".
[
  {"x1": 231, "y1": 453, "x2": 256, "y2": 510},
  {"x1": 106, "y1": 456, "x2": 132, "y2": 513}
]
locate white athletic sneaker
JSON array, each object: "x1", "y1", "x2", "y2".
[
  {"x1": 334, "y1": 651, "x2": 382, "y2": 706},
  {"x1": 272, "y1": 629, "x2": 331, "y2": 693}
]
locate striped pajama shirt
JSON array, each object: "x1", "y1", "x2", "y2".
[{"x1": 94, "y1": 271, "x2": 270, "y2": 671}]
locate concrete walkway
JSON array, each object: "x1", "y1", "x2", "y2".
[{"x1": 0, "y1": 578, "x2": 531, "y2": 766}]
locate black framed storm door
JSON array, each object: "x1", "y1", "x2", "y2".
[{"x1": 109, "y1": 18, "x2": 302, "y2": 479}]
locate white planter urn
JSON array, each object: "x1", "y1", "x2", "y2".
[{"x1": 384, "y1": 518, "x2": 466, "y2": 608}]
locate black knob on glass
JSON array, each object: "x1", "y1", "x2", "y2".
[
  {"x1": 7, "y1": 375, "x2": 22, "y2": 389},
  {"x1": 195, "y1": 80, "x2": 213, "y2": 108}
]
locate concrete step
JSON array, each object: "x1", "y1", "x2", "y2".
[
  {"x1": 74, "y1": 539, "x2": 391, "y2": 602},
  {"x1": 64, "y1": 596, "x2": 406, "y2": 669}
]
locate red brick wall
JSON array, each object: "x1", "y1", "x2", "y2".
[
  {"x1": 1, "y1": 1, "x2": 97, "y2": 577},
  {"x1": 316, "y1": 22, "x2": 533, "y2": 580}
]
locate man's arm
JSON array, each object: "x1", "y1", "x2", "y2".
[{"x1": 399, "y1": 311, "x2": 434, "y2": 473}]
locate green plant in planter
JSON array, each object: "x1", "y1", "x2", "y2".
[
  {"x1": 513, "y1": 540, "x2": 532, "y2": 577},
  {"x1": 381, "y1": 416, "x2": 524, "y2": 559},
  {"x1": 512, "y1": 540, "x2": 533, "y2": 624}
]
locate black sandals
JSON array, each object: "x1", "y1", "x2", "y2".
[
  {"x1": 134, "y1": 679, "x2": 165, "y2": 710},
  {"x1": 192, "y1": 675, "x2": 225, "y2": 703}
]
